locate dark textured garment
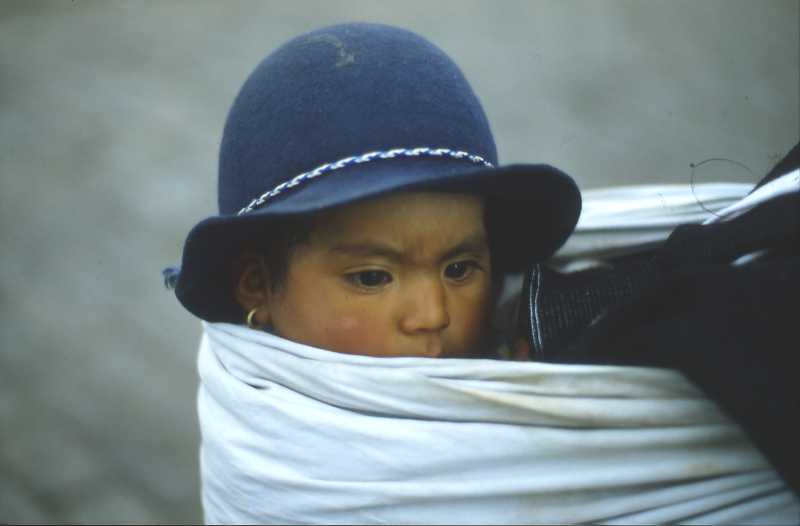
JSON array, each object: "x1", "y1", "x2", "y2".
[{"x1": 520, "y1": 146, "x2": 800, "y2": 495}]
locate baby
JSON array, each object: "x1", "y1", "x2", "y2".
[
  {"x1": 234, "y1": 191, "x2": 493, "y2": 358},
  {"x1": 167, "y1": 22, "x2": 580, "y2": 360}
]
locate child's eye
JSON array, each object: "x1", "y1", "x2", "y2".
[
  {"x1": 346, "y1": 270, "x2": 393, "y2": 288},
  {"x1": 444, "y1": 261, "x2": 478, "y2": 281}
]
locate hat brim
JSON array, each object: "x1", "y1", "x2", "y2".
[{"x1": 175, "y1": 159, "x2": 581, "y2": 322}]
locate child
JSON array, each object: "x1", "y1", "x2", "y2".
[
  {"x1": 167, "y1": 22, "x2": 580, "y2": 360},
  {"x1": 165, "y1": 24, "x2": 800, "y2": 524}
]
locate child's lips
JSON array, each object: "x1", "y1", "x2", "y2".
[
  {"x1": 408, "y1": 341, "x2": 472, "y2": 359},
  {"x1": 393, "y1": 333, "x2": 486, "y2": 358},
  {"x1": 384, "y1": 340, "x2": 446, "y2": 358},
  {"x1": 424, "y1": 340, "x2": 444, "y2": 358}
]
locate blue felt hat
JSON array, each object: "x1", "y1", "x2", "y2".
[{"x1": 170, "y1": 22, "x2": 581, "y2": 322}]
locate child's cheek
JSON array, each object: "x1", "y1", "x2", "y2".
[{"x1": 320, "y1": 314, "x2": 391, "y2": 357}]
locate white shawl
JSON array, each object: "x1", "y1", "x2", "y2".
[
  {"x1": 198, "y1": 322, "x2": 799, "y2": 524},
  {"x1": 557, "y1": 171, "x2": 799, "y2": 259}
]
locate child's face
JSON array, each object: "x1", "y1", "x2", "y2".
[{"x1": 239, "y1": 192, "x2": 494, "y2": 358}]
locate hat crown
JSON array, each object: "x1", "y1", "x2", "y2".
[{"x1": 218, "y1": 22, "x2": 497, "y2": 214}]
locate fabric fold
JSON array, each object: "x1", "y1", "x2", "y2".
[{"x1": 198, "y1": 322, "x2": 799, "y2": 524}]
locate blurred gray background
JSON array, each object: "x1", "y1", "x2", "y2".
[{"x1": 1, "y1": 0, "x2": 797, "y2": 523}]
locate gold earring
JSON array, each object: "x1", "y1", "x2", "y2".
[{"x1": 245, "y1": 307, "x2": 267, "y2": 330}]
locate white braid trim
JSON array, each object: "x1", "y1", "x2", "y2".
[{"x1": 236, "y1": 147, "x2": 493, "y2": 216}]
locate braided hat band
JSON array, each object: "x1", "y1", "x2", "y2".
[{"x1": 237, "y1": 147, "x2": 493, "y2": 216}]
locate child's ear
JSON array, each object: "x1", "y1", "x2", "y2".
[{"x1": 233, "y1": 253, "x2": 272, "y2": 326}]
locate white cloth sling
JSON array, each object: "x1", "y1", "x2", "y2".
[
  {"x1": 556, "y1": 170, "x2": 799, "y2": 259},
  {"x1": 198, "y1": 322, "x2": 799, "y2": 524}
]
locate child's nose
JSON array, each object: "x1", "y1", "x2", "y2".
[{"x1": 398, "y1": 276, "x2": 450, "y2": 334}]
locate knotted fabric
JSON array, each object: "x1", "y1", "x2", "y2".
[{"x1": 198, "y1": 322, "x2": 798, "y2": 524}]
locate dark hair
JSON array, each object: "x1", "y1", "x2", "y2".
[
  {"x1": 164, "y1": 218, "x2": 312, "y2": 324},
  {"x1": 236, "y1": 215, "x2": 314, "y2": 294}
]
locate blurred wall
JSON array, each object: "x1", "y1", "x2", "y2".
[{"x1": 1, "y1": 1, "x2": 797, "y2": 523}]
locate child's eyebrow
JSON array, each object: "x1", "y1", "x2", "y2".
[
  {"x1": 441, "y1": 233, "x2": 490, "y2": 261},
  {"x1": 329, "y1": 241, "x2": 404, "y2": 260},
  {"x1": 329, "y1": 233, "x2": 489, "y2": 262}
]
